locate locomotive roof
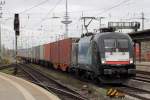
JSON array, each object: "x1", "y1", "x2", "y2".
[
  {"x1": 94, "y1": 32, "x2": 132, "y2": 41},
  {"x1": 79, "y1": 32, "x2": 132, "y2": 43}
]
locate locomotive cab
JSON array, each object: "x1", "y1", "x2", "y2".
[
  {"x1": 95, "y1": 32, "x2": 136, "y2": 82},
  {"x1": 70, "y1": 32, "x2": 136, "y2": 83}
]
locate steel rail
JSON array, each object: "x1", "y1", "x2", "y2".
[{"x1": 18, "y1": 63, "x2": 88, "y2": 100}]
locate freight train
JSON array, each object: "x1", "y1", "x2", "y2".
[{"x1": 18, "y1": 32, "x2": 136, "y2": 83}]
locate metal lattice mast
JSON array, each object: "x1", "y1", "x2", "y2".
[{"x1": 61, "y1": 0, "x2": 72, "y2": 38}]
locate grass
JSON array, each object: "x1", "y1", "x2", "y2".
[{"x1": 0, "y1": 67, "x2": 15, "y2": 74}]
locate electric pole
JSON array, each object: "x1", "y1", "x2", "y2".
[
  {"x1": 0, "y1": 0, "x2": 5, "y2": 61},
  {"x1": 81, "y1": 12, "x2": 84, "y2": 34},
  {"x1": 98, "y1": 17, "x2": 105, "y2": 31},
  {"x1": 81, "y1": 17, "x2": 95, "y2": 33}
]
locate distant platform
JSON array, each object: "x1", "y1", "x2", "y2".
[{"x1": 0, "y1": 72, "x2": 60, "y2": 100}]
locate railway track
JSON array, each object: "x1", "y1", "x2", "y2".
[
  {"x1": 133, "y1": 75, "x2": 150, "y2": 83},
  {"x1": 117, "y1": 85, "x2": 150, "y2": 100},
  {"x1": 136, "y1": 64, "x2": 150, "y2": 75},
  {"x1": 25, "y1": 64, "x2": 150, "y2": 100},
  {"x1": 103, "y1": 80, "x2": 150, "y2": 100},
  {"x1": 0, "y1": 63, "x2": 15, "y2": 70},
  {"x1": 118, "y1": 70, "x2": 150, "y2": 100},
  {"x1": 129, "y1": 65, "x2": 150, "y2": 85},
  {"x1": 136, "y1": 70, "x2": 150, "y2": 76},
  {"x1": 17, "y1": 63, "x2": 150, "y2": 100},
  {"x1": 134, "y1": 69, "x2": 150, "y2": 83},
  {"x1": 18, "y1": 63, "x2": 88, "y2": 100},
  {"x1": 118, "y1": 69, "x2": 150, "y2": 100}
]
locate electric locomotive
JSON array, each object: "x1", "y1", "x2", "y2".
[{"x1": 70, "y1": 32, "x2": 136, "y2": 83}]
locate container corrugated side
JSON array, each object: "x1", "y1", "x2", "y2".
[
  {"x1": 44, "y1": 43, "x2": 50, "y2": 61},
  {"x1": 39, "y1": 45, "x2": 44, "y2": 60}
]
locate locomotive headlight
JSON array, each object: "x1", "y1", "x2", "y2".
[
  {"x1": 102, "y1": 58, "x2": 106, "y2": 64},
  {"x1": 130, "y1": 58, "x2": 133, "y2": 64}
]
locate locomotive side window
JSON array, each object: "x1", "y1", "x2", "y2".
[
  {"x1": 118, "y1": 39, "x2": 128, "y2": 52},
  {"x1": 104, "y1": 39, "x2": 116, "y2": 52},
  {"x1": 78, "y1": 43, "x2": 89, "y2": 56},
  {"x1": 78, "y1": 42, "x2": 92, "y2": 64}
]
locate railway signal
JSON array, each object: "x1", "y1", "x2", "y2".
[
  {"x1": 14, "y1": 13, "x2": 20, "y2": 61},
  {"x1": 13, "y1": 13, "x2": 20, "y2": 74},
  {"x1": 14, "y1": 13, "x2": 20, "y2": 36}
]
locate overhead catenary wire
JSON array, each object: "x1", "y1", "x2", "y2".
[
  {"x1": 19, "y1": 0, "x2": 63, "y2": 31},
  {"x1": 3, "y1": 0, "x2": 132, "y2": 31},
  {"x1": 19, "y1": 0, "x2": 49, "y2": 14},
  {"x1": 34, "y1": 0, "x2": 63, "y2": 26},
  {"x1": 1, "y1": 0, "x2": 49, "y2": 22},
  {"x1": 2, "y1": 1, "x2": 136, "y2": 37},
  {"x1": 0, "y1": 0, "x2": 141, "y2": 49},
  {"x1": 3, "y1": 0, "x2": 133, "y2": 36},
  {"x1": 72, "y1": 0, "x2": 132, "y2": 30},
  {"x1": 96, "y1": 0, "x2": 131, "y2": 16}
]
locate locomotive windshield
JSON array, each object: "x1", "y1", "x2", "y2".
[
  {"x1": 104, "y1": 39, "x2": 116, "y2": 52},
  {"x1": 104, "y1": 39, "x2": 129, "y2": 52},
  {"x1": 103, "y1": 38, "x2": 130, "y2": 64},
  {"x1": 118, "y1": 39, "x2": 129, "y2": 52}
]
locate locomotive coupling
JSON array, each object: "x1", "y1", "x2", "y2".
[
  {"x1": 104, "y1": 69, "x2": 112, "y2": 75},
  {"x1": 106, "y1": 88, "x2": 125, "y2": 98}
]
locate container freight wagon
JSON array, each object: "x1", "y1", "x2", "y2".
[
  {"x1": 39, "y1": 45, "x2": 44, "y2": 64},
  {"x1": 28, "y1": 48, "x2": 33, "y2": 62},
  {"x1": 44, "y1": 38, "x2": 78, "y2": 71},
  {"x1": 44, "y1": 43, "x2": 50, "y2": 64},
  {"x1": 35, "y1": 46, "x2": 40, "y2": 63},
  {"x1": 31, "y1": 47, "x2": 36, "y2": 63}
]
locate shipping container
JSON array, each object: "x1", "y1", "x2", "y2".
[
  {"x1": 32, "y1": 47, "x2": 35, "y2": 59},
  {"x1": 50, "y1": 41, "x2": 59, "y2": 65},
  {"x1": 44, "y1": 43, "x2": 50, "y2": 61},
  {"x1": 28, "y1": 48, "x2": 32, "y2": 58},
  {"x1": 25, "y1": 49, "x2": 29, "y2": 58},
  {"x1": 30, "y1": 48, "x2": 33, "y2": 59},
  {"x1": 39, "y1": 45, "x2": 44, "y2": 60},
  {"x1": 47, "y1": 38, "x2": 78, "y2": 71},
  {"x1": 35, "y1": 46, "x2": 40, "y2": 60}
]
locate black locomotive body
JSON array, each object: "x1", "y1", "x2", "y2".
[{"x1": 70, "y1": 32, "x2": 136, "y2": 83}]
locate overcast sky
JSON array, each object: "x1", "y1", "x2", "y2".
[{"x1": 2, "y1": 0, "x2": 150, "y2": 49}]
